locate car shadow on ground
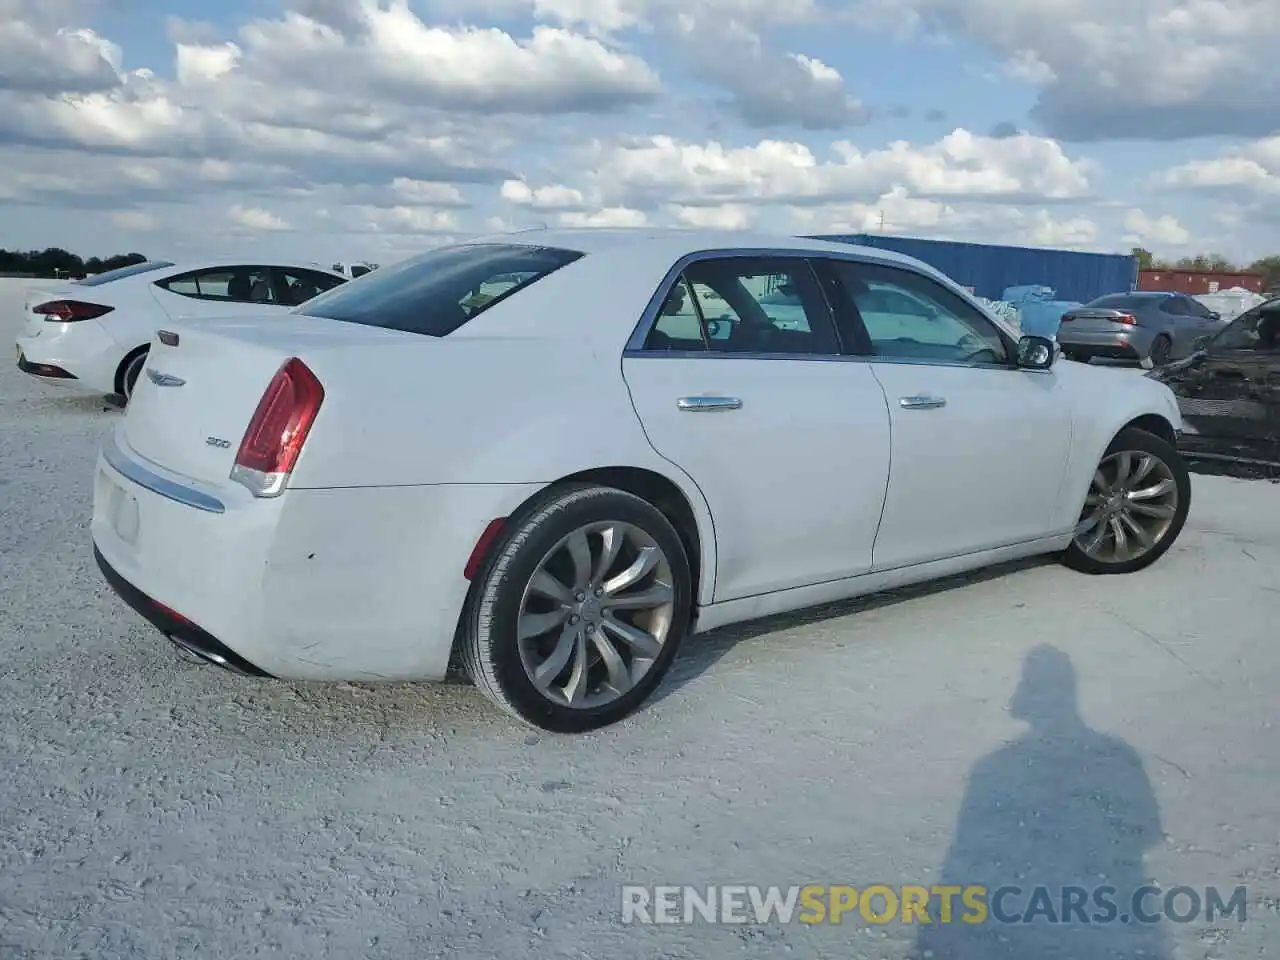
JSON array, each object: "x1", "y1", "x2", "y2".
[
  {"x1": 1185, "y1": 457, "x2": 1280, "y2": 483},
  {"x1": 649, "y1": 555, "x2": 1056, "y2": 709},
  {"x1": 912, "y1": 644, "x2": 1171, "y2": 959},
  {"x1": 2, "y1": 392, "x2": 117, "y2": 415}
]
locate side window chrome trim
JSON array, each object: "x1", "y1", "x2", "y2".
[
  {"x1": 624, "y1": 246, "x2": 1018, "y2": 355},
  {"x1": 621, "y1": 348, "x2": 1051, "y2": 373}
]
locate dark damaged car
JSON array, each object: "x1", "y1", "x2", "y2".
[{"x1": 1146, "y1": 296, "x2": 1280, "y2": 469}]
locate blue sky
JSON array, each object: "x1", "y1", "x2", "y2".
[{"x1": 2, "y1": 0, "x2": 1278, "y2": 266}]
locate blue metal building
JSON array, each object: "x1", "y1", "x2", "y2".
[{"x1": 807, "y1": 233, "x2": 1138, "y2": 304}]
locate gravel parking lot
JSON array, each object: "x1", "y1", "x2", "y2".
[{"x1": 2, "y1": 278, "x2": 1277, "y2": 958}]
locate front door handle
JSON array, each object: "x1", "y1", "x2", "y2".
[
  {"x1": 899, "y1": 395, "x2": 946, "y2": 410},
  {"x1": 677, "y1": 396, "x2": 743, "y2": 412}
]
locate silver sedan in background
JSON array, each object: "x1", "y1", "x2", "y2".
[{"x1": 1058, "y1": 291, "x2": 1222, "y2": 367}]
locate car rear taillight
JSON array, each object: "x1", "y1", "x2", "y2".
[
  {"x1": 1115, "y1": 313, "x2": 1138, "y2": 326},
  {"x1": 33, "y1": 299, "x2": 114, "y2": 322},
  {"x1": 229, "y1": 358, "x2": 325, "y2": 498},
  {"x1": 1060, "y1": 313, "x2": 1073, "y2": 323}
]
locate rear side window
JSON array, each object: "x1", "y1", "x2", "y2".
[
  {"x1": 295, "y1": 243, "x2": 584, "y2": 337},
  {"x1": 75, "y1": 261, "x2": 175, "y2": 286}
]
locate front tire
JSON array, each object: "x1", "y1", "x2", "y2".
[
  {"x1": 1062, "y1": 427, "x2": 1190, "y2": 575},
  {"x1": 461, "y1": 484, "x2": 693, "y2": 732}
]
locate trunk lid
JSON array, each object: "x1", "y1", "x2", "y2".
[
  {"x1": 122, "y1": 314, "x2": 408, "y2": 485},
  {"x1": 1060, "y1": 308, "x2": 1138, "y2": 333}
]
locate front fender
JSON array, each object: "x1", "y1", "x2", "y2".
[{"x1": 1053, "y1": 368, "x2": 1183, "y2": 531}]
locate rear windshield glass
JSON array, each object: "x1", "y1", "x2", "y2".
[
  {"x1": 1086, "y1": 293, "x2": 1151, "y2": 309},
  {"x1": 75, "y1": 261, "x2": 175, "y2": 286},
  {"x1": 295, "y1": 243, "x2": 584, "y2": 336}
]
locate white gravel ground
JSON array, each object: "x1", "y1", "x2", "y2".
[{"x1": 1, "y1": 278, "x2": 1276, "y2": 959}]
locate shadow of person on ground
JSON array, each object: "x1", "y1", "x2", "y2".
[{"x1": 914, "y1": 644, "x2": 1170, "y2": 959}]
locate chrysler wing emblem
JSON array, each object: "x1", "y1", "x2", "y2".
[{"x1": 147, "y1": 369, "x2": 186, "y2": 387}]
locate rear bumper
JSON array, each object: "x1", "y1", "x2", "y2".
[
  {"x1": 94, "y1": 546, "x2": 274, "y2": 677},
  {"x1": 91, "y1": 424, "x2": 544, "y2": 682},
  {"x1": 15, "y1": 320, "x2": 122, "y2": 394},
  {"x1": 1057, "y1": 327, "x2": 1153, "y2": 359}
]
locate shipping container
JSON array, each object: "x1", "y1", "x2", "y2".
[
  {"x1": 807, "y1": 233, "x2": 1138, "y2": 304},
  {"x1": 1137, "y1": 269, "x2": 1263, "y2": 295}
]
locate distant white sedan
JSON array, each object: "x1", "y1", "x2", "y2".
[
  {"x1": 16, "y1": 259, "x2": 347, "y2": 402},
  {"x1": 90, "y1": 229, "x2": 1191, "y2": 732}
]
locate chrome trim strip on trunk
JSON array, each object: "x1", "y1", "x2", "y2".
[{"x1": 102, "y1": 431, "x2": 226, "y2": 514}]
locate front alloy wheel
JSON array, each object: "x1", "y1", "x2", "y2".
[{"x1": 1063, "y1": 427, "x2": 1191, "y2": 574}]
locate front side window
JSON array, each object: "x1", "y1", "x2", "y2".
[
  {"x1": 1211, "y1": 300, "x2": 1280, "y2": 352},
  {"x1": 643, "y1": 257, "x2": 840, "y2": 355},
  {"x1": 295, "y1": 243, "x2": 583, "y2": 337},
  {"x1": 828, "y1": 260, "x2": 1011, "y2": 365}
]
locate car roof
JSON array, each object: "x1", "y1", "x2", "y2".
[{"x1": 458, "y1": 227, "x2": 938, "y2": 272}]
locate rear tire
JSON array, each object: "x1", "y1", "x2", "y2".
[
  {"x1": 461, "y1": 483, "x2": 693, "y2": 733},
  {"x1": 1062, "y1": 427, "x2": 1190, "y2": 575},
  {"x1": 1149, "y1": 335, "x2": 1172, "y2": 367}
]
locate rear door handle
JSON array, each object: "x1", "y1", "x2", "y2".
[
  {"x1": 899, "y1": 395, "x2": 946, "y2": 410},
  {"x1": 677, "y1": 396, "x2": 743, "y2": 412}
]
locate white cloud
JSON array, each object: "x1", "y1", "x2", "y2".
[
  {"x1": 670, "y1": 203, "x2": 757, "y2": 230},
  {"x1": 559, "y1": 206, "x2": 649, "y2": 227},
  {"x1": 788, "y1": 189, "x2": 1102, "y2": 249},
  {"x1": 1161, "y1": 136, "x2": 1280, "y2": 198},
  {"x1": 564, "y1": 129, "x2": 1093, "y2": 210},
  {"x1": 109, "y1": 210, "x2": 158, "y2": 231},
  {"x1": 1123, "y1": 209, "x2": 1191, "y2": 248},
  {"x1": 848, "y1": 0, "x2": 1280, "y2": 140},
  {"x1": 229, "y1": 205, "x2": 290, "y2": 231},
  {"x1": 500, "y1": 179, "x2": 588, "y2": 210}
]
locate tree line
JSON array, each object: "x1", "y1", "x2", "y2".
[
  {"x1": 1132, "y1": 248, "x2": 1280, "y2": 292},
  {"x1": 0, "y1": 247, "x2": 148, "y2": 279}
]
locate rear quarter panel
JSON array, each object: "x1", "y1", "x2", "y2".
[{"x1": 1051, "y1": 362, "x2": 1183, "y2": 531}]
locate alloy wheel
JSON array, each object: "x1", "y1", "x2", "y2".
[
  {"x1": 517, "y1": 521, "x2": 675, "y2": 709},
  {"x1": 1073, "y1": 450, "x2": 1180, "y2": 564}
]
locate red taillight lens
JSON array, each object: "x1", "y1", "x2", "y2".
[
  {"x1": 1115, "y1": 313, "x2": 1138, "y2": 326},
  {"x1": 33, "y1": 299, "x2": 114, "y2": 322},
  {"x1": 229, "y1": 358, "x2": 324, "y2": 498}
]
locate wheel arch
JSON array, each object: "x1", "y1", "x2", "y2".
[
  {"x1": 448, "y1": 464, "x2": 717, "y2": 675},
  {"x1": 1121, "y1": 412, "x2": 1177, "y2": 446},
  {"x1": 1055, "y1": 380, "x2": 1183, "y2": 533},
  {"x1": 113, "y1": 343, "x2": 150, "y2": 396}
]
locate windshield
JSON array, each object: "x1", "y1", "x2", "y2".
[
  {"x1": 295, "y1": 243, "x2": 584, "y2": 337},
  {"x1": 1209, "y1": 298, "x2": 1280, "y2": 351},
  {"x1": 75, "y1": 261, "x2": 175, "y2": 286}
]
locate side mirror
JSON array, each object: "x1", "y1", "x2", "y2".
[
  {"x1": 1208, "y1": 311, "x2": 1221, "y2": 321},
  {"x1": 1193, "y1": 334, "x2": 1211, "y2": 351},
  {"x1": 1016, "y1": 335, "x2": 1055, "y2": 370}
]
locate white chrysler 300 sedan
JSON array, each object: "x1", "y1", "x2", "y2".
[{"x1": 91, "y1": 230, "x2": 1191, "y2": 732}]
